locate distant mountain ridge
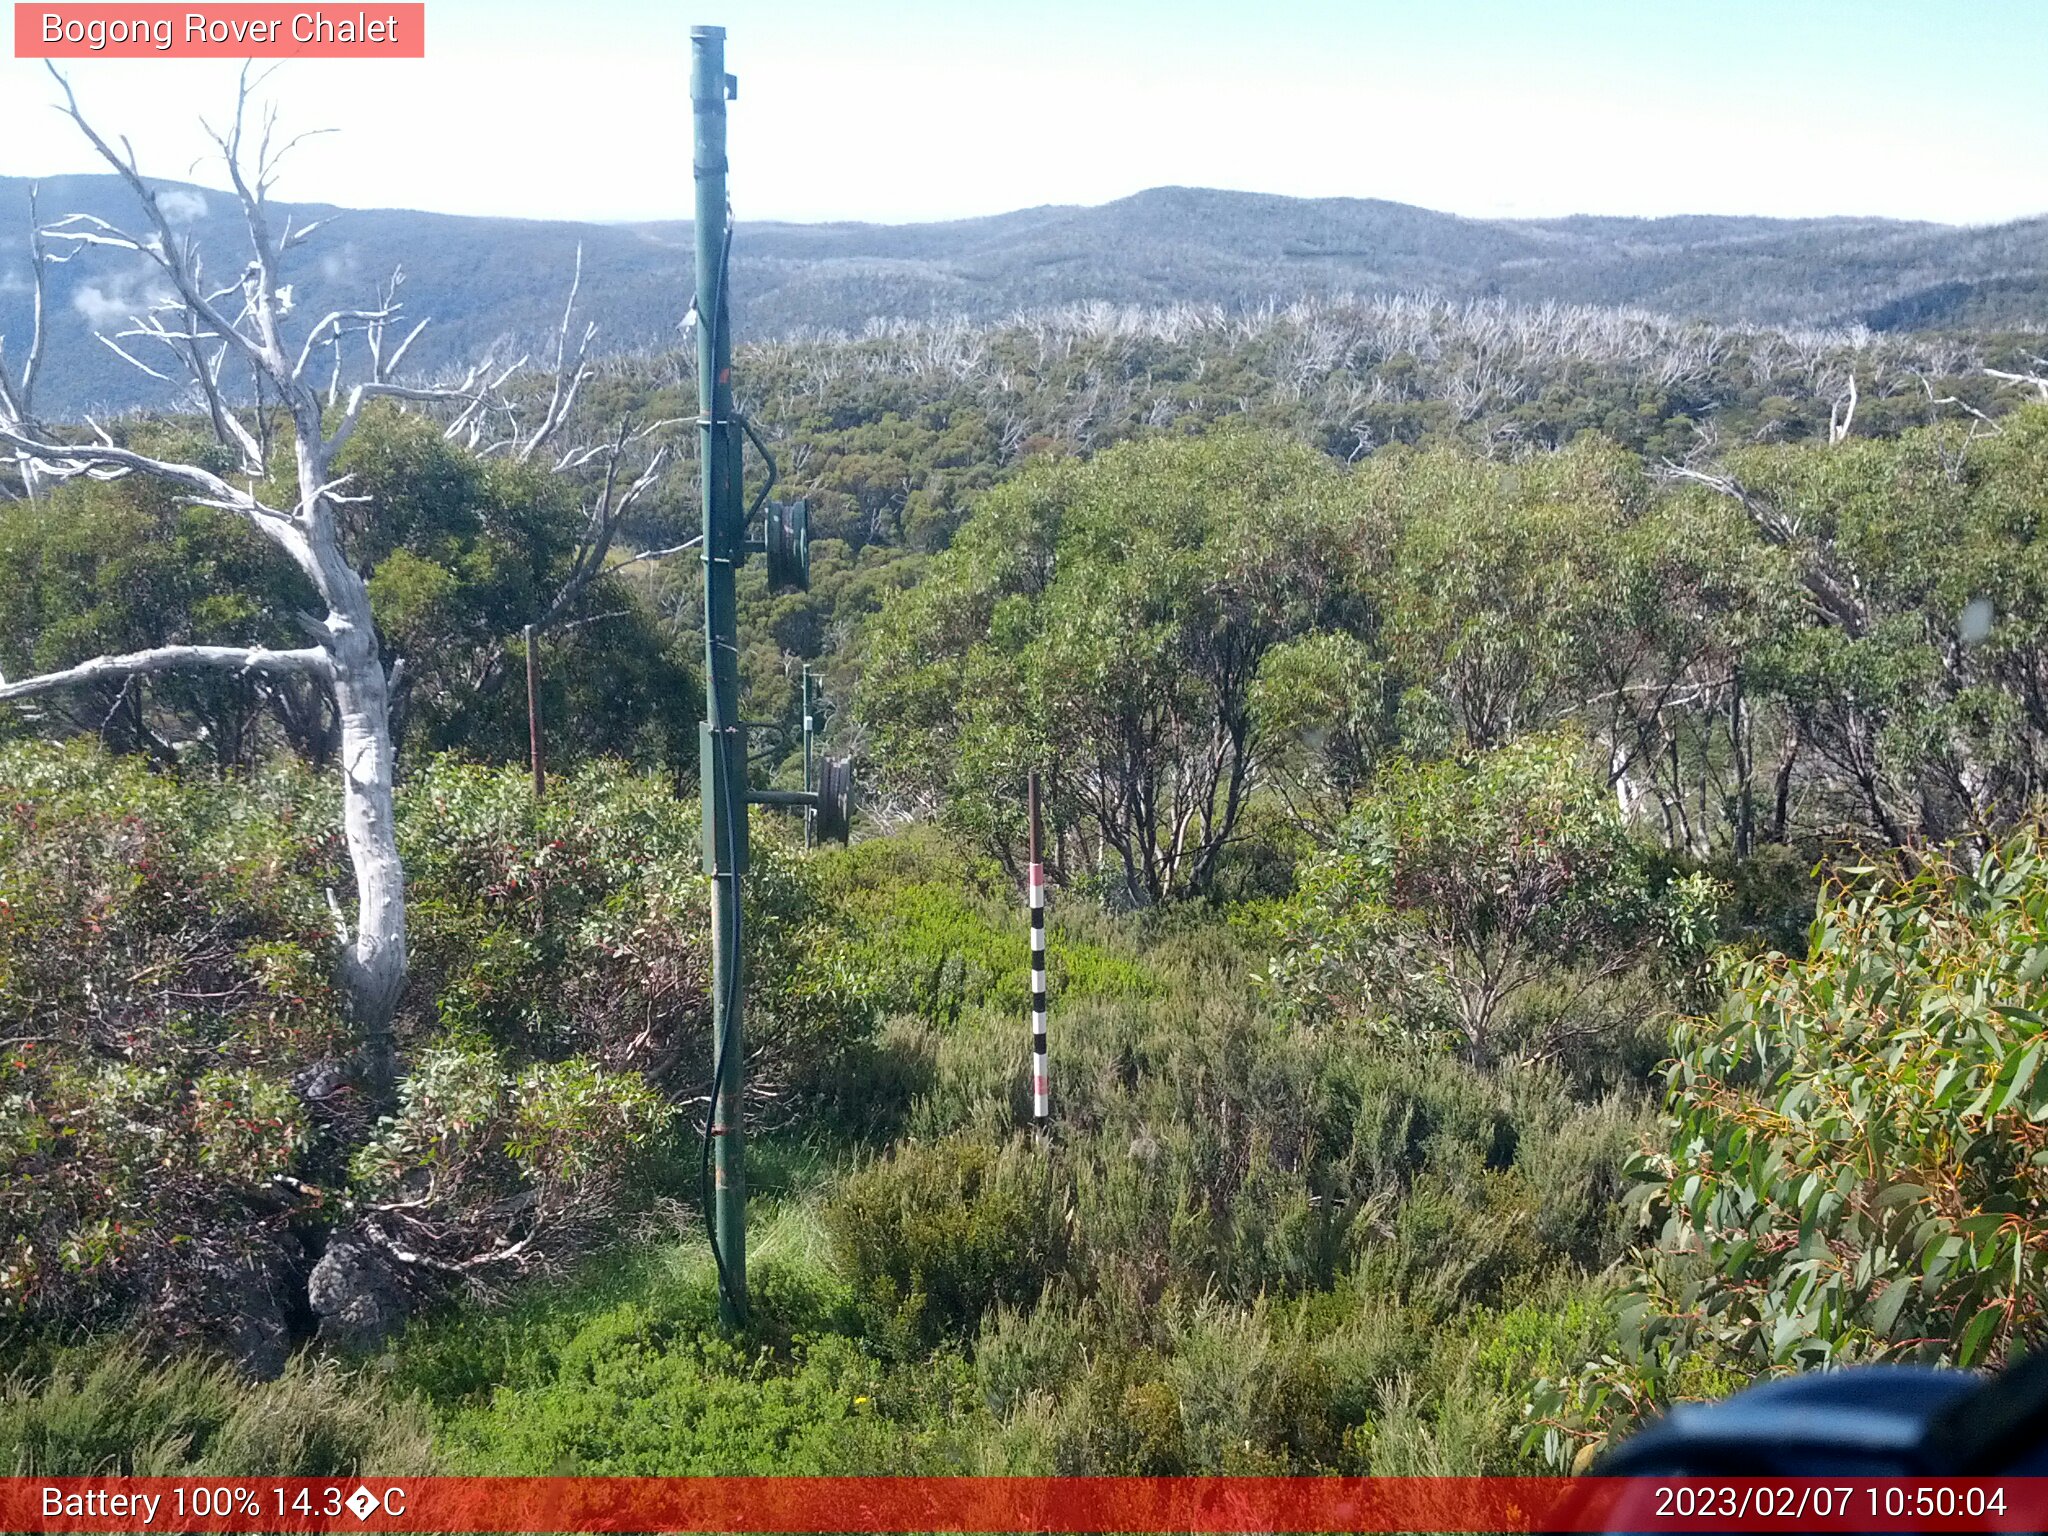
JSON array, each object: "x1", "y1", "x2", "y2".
[{"x1": 3, "y1": 176, "x2": 2045, "y2": 414}]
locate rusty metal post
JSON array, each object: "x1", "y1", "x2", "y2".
[{"x1": 524, "y1": 623, "x2": 545, "y2": 798}]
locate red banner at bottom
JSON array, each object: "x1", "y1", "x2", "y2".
[{"x1": 6, "y1": 1476, "x2": 2047, "y2": 1533}]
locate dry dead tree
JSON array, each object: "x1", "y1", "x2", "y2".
[{"x1": 0, "y1": 66, "x2": 511, "y2": 1099}]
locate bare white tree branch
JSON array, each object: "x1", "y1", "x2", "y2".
[
  {"x1": 510, "y1": 243, "x2": 595, "y2": 465},
  {"x1": 1986, "y1": 366, "x2": 2048, "y2": 401},
  {"x1": 1828, "y1": 371, "x2": 1857, "y2": 444},
  {"x1": 0, "y1": 184, "x2": 52, "y2": 500},
  {"x1": 0, "y1": 644, "x2": 330, "y2": 703}
]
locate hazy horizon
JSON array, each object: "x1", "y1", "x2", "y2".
[
  {"x1": 2, "y1": 0, "x2": 2046, "y2": 228},
  {"x1": 0, "y1": 170, "x2": 2034, "y2": 235}
]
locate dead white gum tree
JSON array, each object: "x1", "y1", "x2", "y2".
[
  {"x1": 0, "y1": 67, "x2": 512, "y2": 1101},
  {"x1": 451, "y1": 252, "x2": 694, "y2": 650}
]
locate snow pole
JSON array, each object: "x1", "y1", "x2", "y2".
[{"x1": 1028, "y1": 770, "x2": 1048, "y2": 1130}]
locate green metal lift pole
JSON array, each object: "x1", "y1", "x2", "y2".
[{"x1": 693, "y1": 22, "x2": 746, "y2": 1329}]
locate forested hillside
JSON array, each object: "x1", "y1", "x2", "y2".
[
  {"x1": 7, "y1": 171, "x2": 2048, "y2": 412},
  {"x1": 8, "y1": 139, "x2": 2048, "y2": 1480}
]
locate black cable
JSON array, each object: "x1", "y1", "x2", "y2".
[
  {"x1": 740, "y1": 413, "x2": 777, "y2": 521},
  {"x1": 699, "y1": 198, "x2": 746, "y2": 1320},
  {"x1": 706, "y1": 205, "x2": 778, "y2": 525},
  {"x1": 699, "y1": 720, "x2": 745, "y2": 1315}
]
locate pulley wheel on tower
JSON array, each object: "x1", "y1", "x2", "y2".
[{"x1": 814, "y1": 755, "x2": 854, "y2": 844}]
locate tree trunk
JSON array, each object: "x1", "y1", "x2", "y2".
[{"x1": 330, "y1": 612, "x2": 405, "y2": 1103}]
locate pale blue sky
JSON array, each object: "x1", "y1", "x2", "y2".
[{"x1": 2, "y1": 0, "x2": 2043, "y2": 226}]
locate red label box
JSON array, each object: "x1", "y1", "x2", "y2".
[
  {"x1": 14, "y1": 4, "x2": 425, "y2": 57},
  {"x1": 6, "y1": 1476, "x2": 2048, "y2": 1533}
]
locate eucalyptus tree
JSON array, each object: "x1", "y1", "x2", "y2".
[
  {"x1": 860, "y1": 429, "x2": 1372, "y2": 904},
  {"x1": 1670, "y1": 403, "x2": 2048, "y2": 852}
]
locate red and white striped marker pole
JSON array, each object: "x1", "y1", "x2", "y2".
[{"x1": 1027, "y1": 769, "x2": 1049, "y2": 1130}]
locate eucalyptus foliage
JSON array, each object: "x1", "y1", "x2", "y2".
[
  {"x1": 1264, "y1": 735, "x2": 1722, "y2": 1062},
  {"x1": 1530, "y1": 826, "x2": 2048, "y2": 1467},
  {"x1": 859, "y1": 429, "x2": 1371, "y2": 904}
]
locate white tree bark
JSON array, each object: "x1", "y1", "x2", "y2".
[
  {"x1": 0, "y1": 643, "x2": 331, "y2": 700},
  {"x1": 0, "y1": 184, "x2": 49, "y2": 502}
]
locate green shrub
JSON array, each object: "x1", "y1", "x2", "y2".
[
  {"x1": 827, "y1": 1136, "x2": 1070, "y2": 1355},
  {"x1": 420, "y1": 1257, "x2": 986, "y2": 1474},
  {"x1": 819, "y1": 828, "x2": 1159, "y2": 1030},
  {"x1": 1532, "y1": 826, "x2": 2048, "y2": 1467},
  {"x1": 1512, "y1": 1090, "x2": 1645, "y2": 1270},
  {"x1": 1660, "y1": 827, "x2": 2048, "y2": 1369},
  {"x1": 901, "y1": 954, "x2": 1646, "y2": 1310},
  {"x1": 0, "y1": 741, "x2": 876, "y2": 1359},
  {"x1": 971, "y1": 1262, "x2": 1610, "y2": 1476},
  {"x1": 1262, "y1": 734, "x2": 1721, "y2": 1064},
  {"x1": 404, "y1": 756, "x2": 883, "y2": 1138},
  {"x1": 0, "y1": 743, "x2": 346, "y2": 1347},
  {"x1": 1164, "y1": 1296, "x2": 1342, "y2": 1470},
  {"x1": 345, "y1": 1045, "x2": 672, "y2": 1283},
  {"x1": 1, "y1": 1346, "x2": 435, "y2": 1475}
]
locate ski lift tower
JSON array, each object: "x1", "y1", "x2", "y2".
[{"x1": 692, "y1": 24, "x2": 854, "y2": 1330}]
